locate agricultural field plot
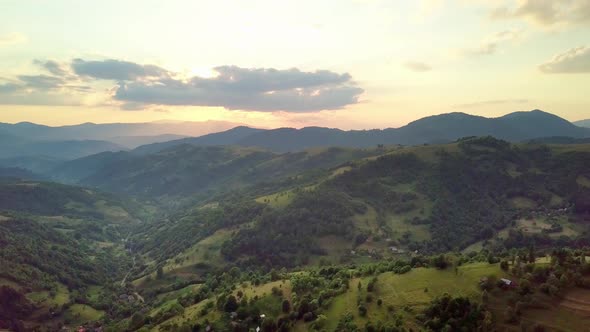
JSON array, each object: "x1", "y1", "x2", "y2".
[
  {"x1": 489, "y1": 289, "x2": 590, "y2": 332},
  {"x1": 255, "y1": 183, "x2": 319, "y2": 209},
  {"x1": 163, "y1": 228, "x2": 232, "y2": 272},
  {"x1": 256, "y1": 190, "x2": 297, "y2": 209},
  {"x1": 386, "y1": 215, "x2": 431, "y2": 243},
  {"x1": 155, "y1": 284, "x2": 202, "y2": 303},
  {"x1": 466, "y1": 216, "x2": 584, "y2": 254},
  {"x1": 234, "y1": 280, "x2": 292, "y2": 301},
  {"x1": 513, "y1": 218, "x2": 579, "y2": 238},
  {"x1": 559, "y1": 288, "x2": 590, "y2": 317},
  {"x1": 63, "y1": 304, "x2": 104, "y2": 325},
  {"x1": 26, "y1": 283, "x2": 70, "y2": 308},
  {"x1": 322, "y1": 263, "x2": 505, "y2": 331},
  {"x1": 151, "y1": 280, "x2": 293, "y2": 331},
  {"x1": 134, "y1": 229, "x2": 233, "y2": 289}
]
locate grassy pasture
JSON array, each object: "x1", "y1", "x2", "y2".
[
  {"x1": 26, "y1": 283, "x2": 70, "y2": 308},
  {"x1": 322, "y1": 263, "x2": 505, "y2": 331},
  {"x1": 64, "y1": 304, "x2": 104, "y2": 325}
]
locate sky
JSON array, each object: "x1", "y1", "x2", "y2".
[{"x1": 0, "y1": 0, "x2": 589, "y2": 129}]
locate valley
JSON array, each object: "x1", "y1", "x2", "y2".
[{"x1": 1, "y1": 112, "x2": 590, "y2": 331}]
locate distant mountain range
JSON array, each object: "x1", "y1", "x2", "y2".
[
  {"x1": 137, "y1": 110, "x2": 590, "y2": 153},
  {"x1": 0, "y1": 120, "x2": 243, "y2": 161},
  {"x1": 575, "y1": 119, "x2": 590, "y2": 128},
  {"x1": 0, "y1": 119, "x2": 241, "y2": 146},
  {"x1": 2, "y1": 110, "x2": 588, "y2": 167}
]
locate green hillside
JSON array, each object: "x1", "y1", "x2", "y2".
[
  {"x1": 4, "y1": 138, "x2": 590, "y2": 331},
  {"x1": 52, "y1": 145, "x2": 383, "y2": 205},
  {"x1": 0, "y1": 181, "x2": 152, "y2": 330},
  {"x1": 132, "y1": 138, "x2": 590, "y2": 280}
]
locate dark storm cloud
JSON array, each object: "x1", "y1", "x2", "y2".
[
  {"x1": 71, "y1": 58, "x2": 168, "y2": 81},
  {"x1": 113, "y1": 66, "x2": 363, "y2": 112}
]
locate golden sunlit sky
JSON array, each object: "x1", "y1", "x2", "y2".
[{"x1": 1, "y1": 0, "x2": 589, "y2": 129}]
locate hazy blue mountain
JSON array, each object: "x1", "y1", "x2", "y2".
[
  {"x1": 131, "y1": 110, "x2": 590, "y2": 152},
  {"x1": 0, "y1": 120, "x2": 242, "y2": 147},
  {"x1": 575, "y1": 119, "x2": 590, "y2": 128},
  {"x1": 0, "y1": 156, "x2": 65, "y2": 174},
  {"x1": 0, "y1": 167, "x2": 42, "y2": 180},
  {"x1": 0, "y1": 135, "x2": 126, "y2": 160},
  {"x1": 107, "y1": 134, "x2": 187, "y2": 148},
  {"x1": 132, "y1": 126, "x2": 266, "y2": 154}
]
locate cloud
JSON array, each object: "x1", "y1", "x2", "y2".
[
  {"x1": 0, "y1": 83, "x2": 21, "y2": 94},
  {"x1": 462, "y1": 29, "x2": 521, "y2": 57},
  {"x1": 72, "y1": 59, "x2": 168, "y2": 81},
  {"x1": 0, "y1": 32, "x2": 27, "y2": 47},
  {"x1": 2, "y1": 58, "x2": 364, "y2": 112},
  {"x1": 34, "y1": 60, "x2": 69, "y2": 76},
  {"x1": 120, "y1": 102, "x2": 147, "y2": 111},
  {"x1": 403, "y1": 61, "x2": 432, "y2": 72},
  {"x1": 453, "y1": 99, "x2": 529, "y2": 108},
  {"x1": 113, "y1": 66, "x2": 363, "y2": 112},
  {"x1": 490, "y1": 0, "x2": 590, "y2": 26},
  {"x1": 539, "y1": 46, "x2": 590, "y2": 73},
  {"x1": 17, "y1": 75, "x2": 66, "y2": 89}
]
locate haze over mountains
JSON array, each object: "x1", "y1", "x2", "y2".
[
  {"x1": 0, "y1": 120, "x2": 243, "y2": 166},
  {"x1": 1, "y1": 110, "x2": 589, "y2": 175},
  {"x1": 138, "y1": 109, "x2": 590, "y2": 153},
  {"x1": 575, "y1": 119, "x2": 590, "y2": 128}
]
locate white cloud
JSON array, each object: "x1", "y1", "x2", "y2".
[
  {"x1": 490, "y1": 0, "x2": 590, "y2": 27},
  {"x1": 462, "y1": 29, "x2": 522, "y2": 57},
  {"x1": 539, "y1": 46, "x2": 590, "y2": 73}
]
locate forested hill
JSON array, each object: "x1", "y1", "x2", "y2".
[
  {"x1": 3, "y1": 137, "x2": 590, "y2": 331},
  {"x1": 131, "y1": 138, "x2": 590, "y2": 273},
  {"x1": 0, "y1": 181, "x2": 150, "y2": 331},
  {"x1": 50, "y1": 145, "x2": 383, "y2": 204}
]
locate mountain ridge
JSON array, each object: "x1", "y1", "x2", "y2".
[{"x1": 132, "y1": 110, "x2": 590, "y2": 153}]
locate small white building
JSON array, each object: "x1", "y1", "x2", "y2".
[{"x1": 500, "y1": 278, "x2": 513, "y2": 286}]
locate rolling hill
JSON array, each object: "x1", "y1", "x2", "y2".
[
  {"x1": 126, "y1": 138, "x2": 590, "y2": 280},
  {"x1": 117, "y1": 138, "x2": 590, "y2": 331},
  {"x1": 132, "y1": 110, "x2": 590, "y2": 153},
  {"x1": 50, "y1": 145, "x2": 383, "y2": 203},
  {"x1": 3, "y1": 137, "x2": 590, "y2": 331},
  {"x1": 575, "y1": 119, "x2": 590, "y2": 128}
]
